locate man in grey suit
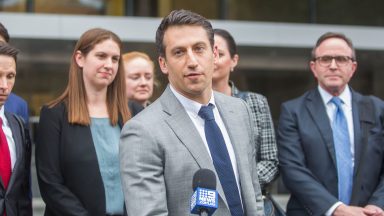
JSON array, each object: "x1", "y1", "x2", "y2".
[
  {"x1": 278, "y1": 32, "x2": 384, "y2": 216},
  {"x1": 119, "y1": 9, "x2": 264, "y2": 216}
]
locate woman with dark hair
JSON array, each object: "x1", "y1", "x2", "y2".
[
  {"x1": 213, "y1": 28, "x2": 279, "y2": 188},
  {"x1": 36, "y1": 28, "x2": 136, "y2": 216},
  {"x1": 213, "y1": 28, "x2": 282, "y2": 215}
]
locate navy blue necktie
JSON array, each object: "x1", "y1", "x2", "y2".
[
  {"x1": 198, "y1": 104, "x2": 244, "y2": 216},
  {"x1": 330, "y1": 97, "x2": 353, "y2": 204}
]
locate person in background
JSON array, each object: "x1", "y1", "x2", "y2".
[
  {"x1": 36, "y1": 28, "x2": 134, "y2": 216},
  {"x1": 120, "y1": 9, "x2": 264, "y2": 215},
  {"x1": 278, "y1": 32, "x2": 384, "y2": 215},
  {"x1": 212, "y1": 28, "x2": 279, "y2": 189},
  {"x1": 0, "y1": 42, "x2": 32, "y2": 216},
  {"x1": 122, "y1": 51, "x2": 158, "y2": 107},
  {"x1": 0, "y1": 22, "x2": 29, "y2": 127}
]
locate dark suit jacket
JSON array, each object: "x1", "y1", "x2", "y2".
[
  {"x1": 0, "y1": 112, "x2": 32, "y2": 216},
  {"x1": 36, "y1": 101, "x2": 142, "y2": 216},
  {"x1": 277, "y1": 88, "x2": 384, "y2": 216}
]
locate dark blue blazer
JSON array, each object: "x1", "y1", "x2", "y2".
[
  {"x1": 277, "y1": 88, "x2": 384, "y2": 216},
  {"x1": 4, "y1": 93, "x2": 29, "y2": 127},
  {"x1": 0, "y1": 112, "x2": 32, "y2": 216}
]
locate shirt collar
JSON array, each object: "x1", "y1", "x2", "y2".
[
  {"x1": 318, "y1": 85, "x2": 352, "y2": 107},
  {"x1": 0, "y1": 106, "x2": 7, "y2": 126},
  {"x1": 169, "y1": 85, "x2": 216, "y2": 118}
]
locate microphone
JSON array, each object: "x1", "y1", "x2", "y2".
[{"x1": 190, "y1": 168, "x2": 218, "y2": 216}]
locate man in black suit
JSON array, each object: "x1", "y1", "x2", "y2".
[
  {"x1": 0, "y1": 42, "x2": 32, "y2": 215},
  {"x1": 278, "y1": 32, "x2": 384, "y2": 216}
]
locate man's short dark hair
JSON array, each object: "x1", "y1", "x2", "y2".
[
  {"x1": 311, "y1": 32, "x2": 356, "y2": 60},
  {"x1": 155, "y1": 9, "x2": 214, "y2": 58},
  {"x1": 0, "y1": 42, "x2": 19, "y2": 63},
  {"x1": 0, "y1": 22, "x2": 10, "y2": 43}
]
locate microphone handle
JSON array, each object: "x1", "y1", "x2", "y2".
[{"x1": 200, "y1": 210, "x2": 209, "y2": 216}]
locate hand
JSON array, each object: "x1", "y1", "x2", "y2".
[
  {"x1": 333, "y1": 204, "x2": 376, "y2": 216},
  {"x1": 364, "y1": 205, "x2": 384, "y2": 216}
]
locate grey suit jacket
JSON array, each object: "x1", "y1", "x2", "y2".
[{"x1": 120, "y1": 86, "x2": 264, "y2": 216}]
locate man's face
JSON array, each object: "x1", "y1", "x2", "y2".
[
  {"x1": 0, "y1": 55, "x2": 16, "y2": 107},
  {"x1": 158, "y1": 25, "x2": 217, "y2": 104},
  {"x1": 310, "y1": 38, "x2": 357, "y2": 96}
]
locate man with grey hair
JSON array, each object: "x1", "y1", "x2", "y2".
[{"x1": 278, "y1": 32, "x2": 384, "y2": 216}]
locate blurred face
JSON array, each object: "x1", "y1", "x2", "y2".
[
  {"x1": 159, "y1": 25, "x2": 217, "y2": 104},
  {"x1": 310, "y1": 38, "x2": 357, "y2": 96},
  {"x1": 76, "y1": 39, "x2": 120, "y2": 91},
  {"x1": 213, "y1": 35, "x2": 238, "y2": 83},
  {"x1": 124, "y1": 57, "x2": 154, "y2": 105},
  {"x1": 0, "y1": 55, "x2": 16, "y2": 107}
]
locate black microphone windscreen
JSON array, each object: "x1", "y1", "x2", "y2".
[{"x1": 192, "y1": 168, "x2": 216, "y2": 191}]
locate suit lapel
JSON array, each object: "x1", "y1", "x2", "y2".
[
  {"x1": 160, "y1": 87, "x2": 229, "y2": 208},
  {"x1": 4, "y1": 112, "x2": 22, "y2": 192},
  {"x1": 214, "y1": 93, "x2": 249, "y2": 210},
  {"x1": 305, "y1": 89, "x2": 337, "y2": 166},
  {"x1": 351, "y1": 91, "x2": 373, "y2": 179}
]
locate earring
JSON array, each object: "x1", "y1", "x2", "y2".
[{"x1": 230, "y1": 67, "x2": 234, "y2": 72}]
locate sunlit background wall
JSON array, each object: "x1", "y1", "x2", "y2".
[
  {"x1": 2, "y1": 0, "x2": 384, "y2": 214},
  {"x1": 2, "y1": 0, "x2": 384, "y2": 117}
]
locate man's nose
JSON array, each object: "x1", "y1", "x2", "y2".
[
  {"x1": 0, "y1": 78, "x2": 8, "y2": 90},
  {"x1": 329, "y1": 58, "x2": 338, "y2": 69},
  {"x1": 186, "y1": 50, "x2": 198, "y2": 68}
]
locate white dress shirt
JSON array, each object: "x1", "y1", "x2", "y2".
[
  {"x1": 169, "y1": 85, "x2": 241, "y2": 191},
  {"x1": 318, "y1": 85, "x2": 355, "y2": 215},
  {"x1": 0, "y1": 106, "x2": 16, "y2": 170}
]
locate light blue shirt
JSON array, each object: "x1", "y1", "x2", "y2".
[{"x1": 90, "y1": 118, "x2": 124, "y2": 215}]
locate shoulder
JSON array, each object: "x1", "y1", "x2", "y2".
[
  {"x1": 352, "y1": 90, "x2": 384, "y2": 115},
  {"x1": 7, "y1": 93, "x2": 27, "y2": 104},
  {"x1": 215, "y1": 91, "x2": 251, "y2": 117},
  {"x1": 353, "y1": 90, "x2": 384, "y2": 105},
  {"x1": 215, "y1": 90, "x2": 244, "y2": 104},
  {"x1": 127, "y1": 99, "x2": 163, "y2": 125},
  {"x1": 40, "y1": 102, "x2": 67, "y2": 122},
  {"x1": 128, "y1": 100, "x2": 144, "y2": 117},
  {"x1": 243, "y1": 91, "x2": 269, "y2": 108},
  {"x1": 281, "y1": 90, "x2": 314, "y2": 109},
  {"x1": 4, "y1": 111, "x2": 20, "y2": 127}
]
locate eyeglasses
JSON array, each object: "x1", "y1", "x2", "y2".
[{"x1": 313, "y1": 55, "x2": 354, "y2": 67}]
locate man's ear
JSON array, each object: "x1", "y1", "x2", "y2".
[{"x1": 158, "y1": 56, "x2": 168, "y2": 75}]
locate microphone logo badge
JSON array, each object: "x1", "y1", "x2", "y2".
[{"x1": 190, "y1": 187, "x2": 218, "y2": 214}]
